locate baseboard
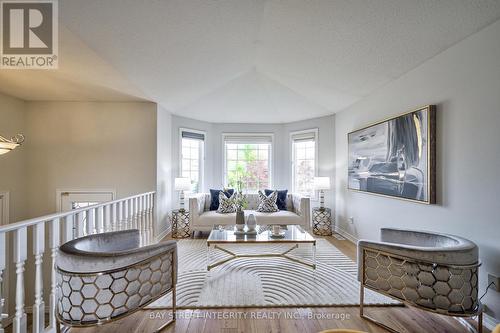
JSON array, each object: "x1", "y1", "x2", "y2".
[
  {"x1": 484, "y1": 312, "x2": 500, "y2": 330},
  {"x1": 155, "y1": 227, "x2": 171, "y2": 242},
  {"x1": 333, "y1": 225, "x2": 358, "y2": 244}
]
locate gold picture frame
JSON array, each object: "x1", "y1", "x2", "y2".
[{"x1": 347, "y1": 105, "x2": 436, "y2": 204}]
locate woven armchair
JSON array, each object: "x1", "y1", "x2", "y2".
[
  {"x1": 358, "y1": 228, "x2": 482, "y2": 333},
  {"x1": 55, "y1": 230, "x2": 177, "y2": 332}
]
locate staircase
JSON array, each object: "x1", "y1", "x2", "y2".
[{"x1": 0, "y1": 191, "x2": 156, "y2": 333}]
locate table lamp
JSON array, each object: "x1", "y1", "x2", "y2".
[
  {"x1": 313, "y1": 177, "x2": 330, "y2": 210},
  {"x1": 174, "y1": 177, "x2": 191, "y2": 212}
]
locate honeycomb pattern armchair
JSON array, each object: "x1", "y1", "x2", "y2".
[
  {"x1": 55, "y1": 230, "x2": 177, "y2": 332},
  {"x1": 358, "y1": 228, "x2": 482, "y2": 333}
]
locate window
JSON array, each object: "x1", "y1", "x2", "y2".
[
  {"x1": 57, "y1": 190, "x2": 115, "y2": 236},
  {"x1": 224, "y1": 134, "x2": 273, "y2": 192},
  {"x1": 291, "y1": 129, "x2": 318, "y2": 198},
  {"x1": 58, "y1": 190, "x2": 115, "y2": 212},
  {"x1": 180, "y1": 129, "x2": 205, "y2": 193}
]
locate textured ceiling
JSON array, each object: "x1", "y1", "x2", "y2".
[
  {"x1": 1, "y1": 0, "x2": 500, "y2": 122},
  {"x1": 0, "y1": 26, "x2": 148, "y2": 102}
]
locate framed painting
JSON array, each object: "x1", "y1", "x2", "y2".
[{"x1": 348, "y1": 105, "x2": 436, "y2": 204}]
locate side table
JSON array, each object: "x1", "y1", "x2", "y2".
[
  {"x1": 312, "y1": 207, "x2": 332, "y2": 236},
  {"x1": 172, "y1": 209, "x2": 190, "y2": 238}
]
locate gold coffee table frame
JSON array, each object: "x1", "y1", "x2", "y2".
[{"x1": 206, "y1": 225, "x2": 316, "y2": 271}]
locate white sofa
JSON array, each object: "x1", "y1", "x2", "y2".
[{"x1": 189, "y1": 192, "x2": 310, "y2": 232}]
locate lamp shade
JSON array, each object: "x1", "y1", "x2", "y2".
[
  {"x1": 174, "y1": 177, "x2": 191, "y2": 191},
  {"x1": 313, "y1": 177, "x2": 331, "y2": 190}
]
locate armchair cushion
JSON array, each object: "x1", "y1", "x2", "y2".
[
  {"x1": 358, "y1": 228, "x2": 478, "y2": 266},
  {"x1": 57, "y1": 229, "x2": 177, "y2": 274}
]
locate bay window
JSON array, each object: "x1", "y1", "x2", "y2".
[
  {"x1": 180, "y1": 129, "x2": 205, "y2": 193},
  {"x1": 223, "y1": 134, "x2": 273, "y2": 192},
  {"x1": 291, "y1": 129, "x2": 318, "y2": 198}
]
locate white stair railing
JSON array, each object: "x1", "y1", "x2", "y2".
[{"x1": 0, "y1": 191, "x2": 156, "y2": 333}]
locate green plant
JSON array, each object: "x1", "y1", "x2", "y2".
[{"x1": 232, "y1": 191, "x2": 248, "y2": 212}]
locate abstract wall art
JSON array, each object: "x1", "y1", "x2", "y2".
[{"x1": 348, "y1": 105, "x2": 436, "y2": 204}]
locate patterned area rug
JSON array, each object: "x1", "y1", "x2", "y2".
[{"x1": 148, "y1": 239, "x2": 397, "y2": 309}]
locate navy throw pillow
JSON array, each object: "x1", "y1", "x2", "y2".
[
  {"x1": 209, "y1": 189, "x2": 235, "y2": 211},
  {"x1": 265, "y1": 189, "x2": 288, "y2": 210}
]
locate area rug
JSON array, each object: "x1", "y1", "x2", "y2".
[{"x1": 147, "y1": 239, "x2": 398, "y2": 309}]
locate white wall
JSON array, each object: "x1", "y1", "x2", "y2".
[
  {"x1": 335, "y1": 20, "x2": 500, "y2": 319},
  {"x1": 285, "y1": 116, "x2": 335, "y2": 209},
  {"x1": 156, "y1": 106, "x2": 173, "y2": 236},
  {"x1": 0, "y1": 92, "x2": 27, "y2": 223},
  {"x1": 169, "y1": 114, "x2": 335, "y2": 209},
  {"x1": 24, "y1": 101, "x2": 157, "y2": 217}
]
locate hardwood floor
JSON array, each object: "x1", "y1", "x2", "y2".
[
  {"x1": 33, "y1": 233, "x2": 487, "y2": 333},
  {"x1": 68, "y1": 305, "x2": 482, "y2": 333}
]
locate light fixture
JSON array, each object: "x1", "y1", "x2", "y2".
[
  {"x1": 174, "y1": 177, "x2": 191, "y2": 212},
  {"x1": 313, "y1": 177, "x2": 331, "y2": 210},
  {"x1": 0, "y1": 134, "x2": 25, "y2": 155}
]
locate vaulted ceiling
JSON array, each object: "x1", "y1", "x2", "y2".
[{"x1": 1, "y1": 0, "x2": 500, "y2": 123}]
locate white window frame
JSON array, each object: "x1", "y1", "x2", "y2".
[
  {"x1": 179, "y1": 127, "x2": 205, "y2": 193},
  {"x1": 290, "y1": 128, "x2": 319, "y2": 199},
  {"x1": 222, "y1": 132, "x2": 274, "y2": 192}
]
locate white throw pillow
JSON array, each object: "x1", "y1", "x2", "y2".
[
  {"x1": 257, "y1": 190, "x2": 279, "y2": 213},
  {"x1": 217, "y1": 192, "x2": 236, "y2": 213}
]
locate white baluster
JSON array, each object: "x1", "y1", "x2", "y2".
[
  {"x1": 49, "y1": 219, "x2": 60, "y2": 330},
  {"x1": 111, "y1": 203, "x2": 117, "y2": 231},
  {"x1": 141, "y1": 195, "x2": 146, "y2": 233},
  {"x1": 126, "y1": 200, "x2": 132, "y2": 229},
  {"x1": 13, "y1": 227, "x2": 27, "y2": 333},
  {"x1": 96, "y1": 206, "x2": 104, "y2": 234},
  {"x1": 151, "y1": 193, "x2": 156, "y2": 242},
  {"x1": 138, "y1": 196, "x2": 144, "y2": 244},
  {"x1": 145, "y1": 194, "x2": 150, "y2": 243},
  {"x1": 104, "y1": 205, "x2": 111, "y2": 232},
  {"x1": 86, "y1": 209, "x2": 95, "y2": 235},
  {"x1": 132, "y1": 197, "x2": 138, "y2": 230},
  {"x1": 63, "y1": 215, "x2": 73, "y2": 243},
  {"x1": 118, "y1": 201, "x2": 123, "y2": 230},
  {"x1": 32, "y1": 223, "x2": 45, "y2": 333},
  {"x1": 130, "y1": 198, "x2": 135, "y2": 229},
  {"x1": 0, "y1": 232, "x2": 6, "y2": 333},
  {"x1": 148, "y1": 194, "x2": 153, "y2": 243},
  {"x1": 136, "y1": 197, "x2": 140, "y2": 229},
  {"x1": 76, "y1": 212, "x2": 85, "y2": 237}
]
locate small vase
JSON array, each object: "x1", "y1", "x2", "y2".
[
  {"x1": 236, "y1": 210, "x2": 245, "y2": 230},
  {"x1": 246, "y1": 213, "x2": 257, "y2": 231}
]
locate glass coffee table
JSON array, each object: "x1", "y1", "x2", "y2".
[{"x1": 206, "y1": 224, "x2": 316, "y2": 271}]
